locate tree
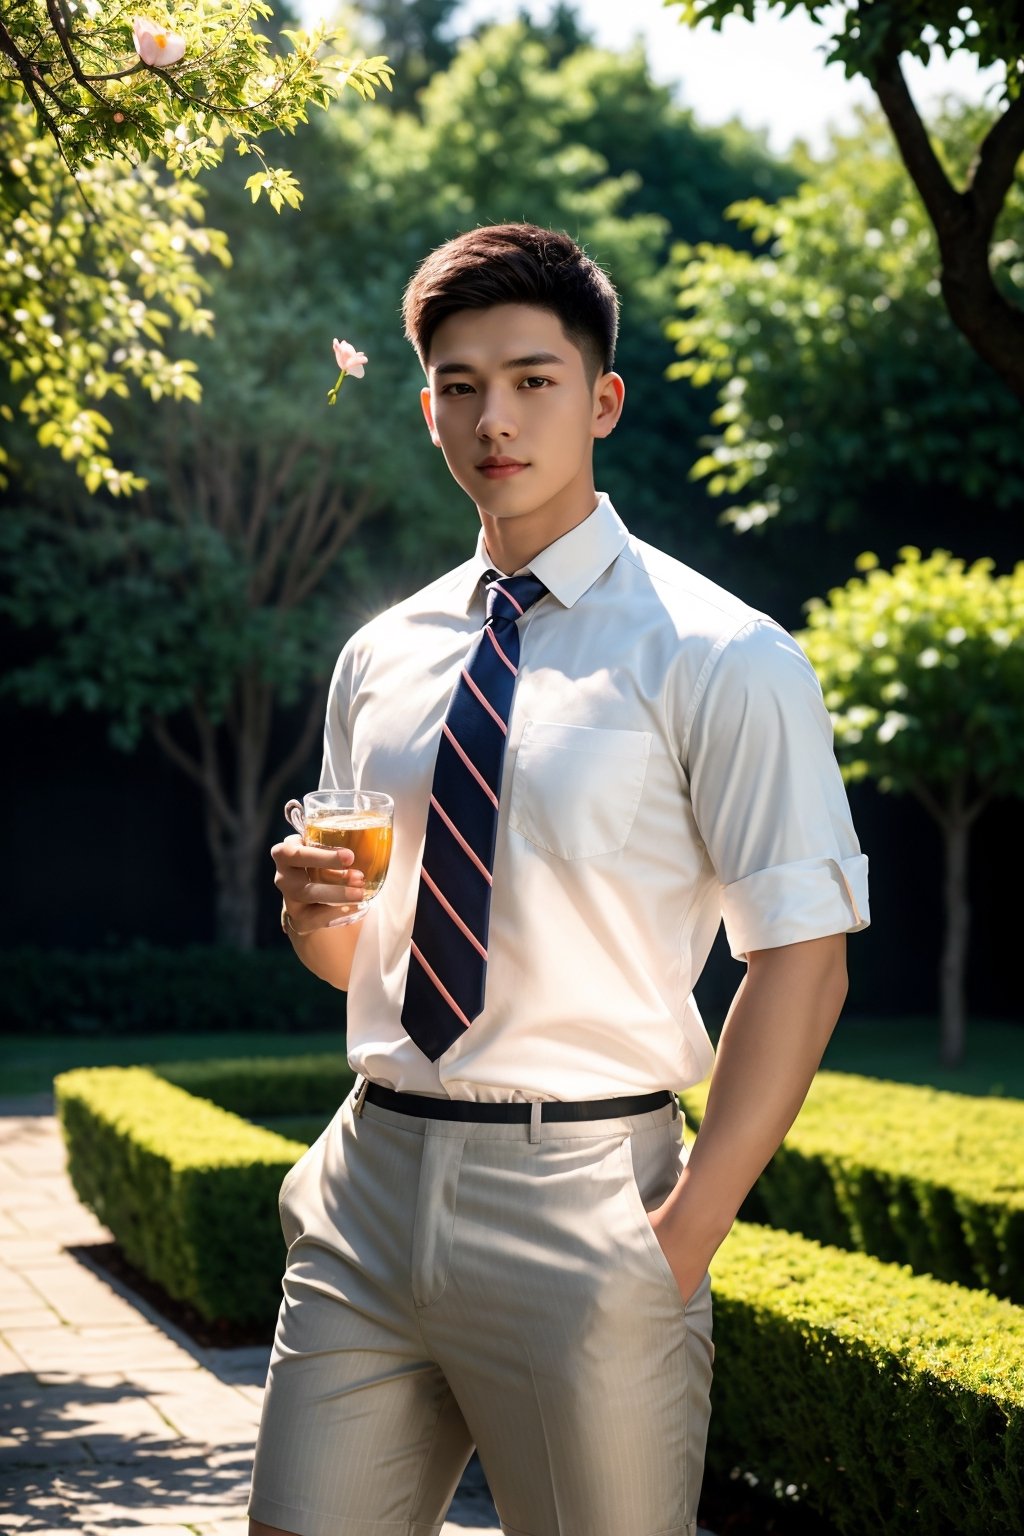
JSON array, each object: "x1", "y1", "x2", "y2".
[
  {"x1": 666, "y1": 105, "x2": 1023, "y2": 557},
  {"x1": 0, "y1": 3, "x2": 391, "y2": 493},
  {"x1": 796, "y1": 547, "x2": 1024, "y2": 1067},
  {"x1": 666, "y1": 1, "x2": 1024, "y2": 401},
  {"x1": 0, "y1": 0, "x2": 392, "y2": 206},
  {"x1": 0, "y1": 101, "x2": 230, "y2": 495}
]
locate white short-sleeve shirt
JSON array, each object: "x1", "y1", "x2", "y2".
[{"x1": 321, "y1": 494, "x2": 869, "y2": 1101}]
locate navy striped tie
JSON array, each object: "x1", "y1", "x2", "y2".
[{"x1": 401, "y1": 569, "x2": 548, "y2": 1060}]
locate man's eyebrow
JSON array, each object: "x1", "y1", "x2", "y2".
[{"x1": 432, "y1": 352, "x2": 567, "y2": 376}]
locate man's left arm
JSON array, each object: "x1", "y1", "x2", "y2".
[{"x1": 651, "y1": 931, "x2": 849, "y2": 1305}]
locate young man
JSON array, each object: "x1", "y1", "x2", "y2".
[{"x1": 250, "y1": 223, "x2": 869, "y2": 1536}]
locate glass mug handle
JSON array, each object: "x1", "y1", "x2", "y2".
[{"x1": 284, "y1": 798, "x2": 305, "y2": 836}]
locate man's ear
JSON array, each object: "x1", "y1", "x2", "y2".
[
  {"x1": 592, "y1": 372, "x2": 625, "y2": 441},
  {"x1": 420, "y1": 385, "x2": 442, "y2": 447}
]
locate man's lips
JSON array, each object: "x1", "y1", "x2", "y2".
[{"x1": 477, "y1": 457, "x2": 528, "y2": 478}]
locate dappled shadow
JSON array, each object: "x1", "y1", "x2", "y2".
[{"x1": 0, "y1": 1372, "x2": 254, "y2": 1524}]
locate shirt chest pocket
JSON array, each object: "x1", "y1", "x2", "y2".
[{"x1": 507, "y1": 721, "x2": 652, "y2": 860}]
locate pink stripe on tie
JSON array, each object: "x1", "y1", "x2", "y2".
[
  {"x1": 485, "y1": 625, "x2": 517, "y2": 674},
  {"x1": 462, "y1": 668, "x2": 507, "y2": 733},
  {"x1": 421, "y1": 868, "x2": 488, "y2": 960},
  {"x1": 430, "y1": 796, "x2": 492, "y2": 884},
  {"x1": 410, "y1": 941, "x2": 472, "y2": 1030},
  {"x1": 442, "y1": 724, "x2": 499, "y2": 807},
  {"x1": 490, "y1": 580, "x2": 524, "y2": 615}
]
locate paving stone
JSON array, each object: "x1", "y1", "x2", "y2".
[
  {"x1": 199, "y1": 1346, "x2": 270, "y2": 1386},
  {"x1": 0, "y1": 1306, "x2": 62, "y2": 1330},
  {"x1": 82, "y1": 1527, "x2": 200, "y2": 1536},
  {"x1": 16, "y1": 1264, "x2": 149, "y2": 1329},
  {"x1": 0, "y1": 1189, "x2": 65, "y2": 1212},
  {"x1": 0, "y1": 1272, "x2": 49, "y2": 1306},
  {"x1": 0, "y1": 1241, "x2": 72, "y2": 1263},
  {"x1": 5, "y1": 1327, "x2": 196, "y2": 1376},
  {"x1": 6, "y1": 1208, "x2": 110, "y2": 1243},
  {"x1": 0, "y1": 1338, "x2": 32, "y2": 1372}
]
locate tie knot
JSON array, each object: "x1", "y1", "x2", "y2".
[{"x1": 484, "y1": 571, "x2": 548, "y2": 626}]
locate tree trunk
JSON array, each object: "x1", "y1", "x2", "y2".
[
  {"x1": 212, "y1": 828, "x2": 265, "y2": 951},
  {"x1": 938, "y1": 808, "x2": 970, "y2": 1070}
]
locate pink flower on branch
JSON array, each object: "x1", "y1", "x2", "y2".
[
  {"x1": 328, "y1": 338, "x2": 369, "y2": 404},
  {"x1": 132, "y1": 16, "x2": 187, "y2": 68}
]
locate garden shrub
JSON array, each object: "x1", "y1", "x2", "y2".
[
  {"x1": 680, "y1": 1071, "x2": 1024, "y2": 1300},
  {"x1": 154, "y1": 1053, "x2": 355, "y2": 1118},
  {"x1": 2, "y1": 944, "x2": 346, "y2": 1035},
  {"x1": 709, "y1": 1222, "x2": 1023, "y2": 1535},
  {"x1": 55, "y1": 1065, "x2": 307, "y2": 1323}
]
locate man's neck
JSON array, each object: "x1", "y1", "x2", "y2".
[{"x1": 479, "y1": 489, "x2": 599, "y2": 574}]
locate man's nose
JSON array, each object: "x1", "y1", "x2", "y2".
[{"x1": 476, "y1": 391, "x2": 517, "y2": 440}]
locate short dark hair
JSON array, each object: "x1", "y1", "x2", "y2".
[{"x1": 402, "y1": 223, "x2": 619, "y2": 380}]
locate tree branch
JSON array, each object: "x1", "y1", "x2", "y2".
[
  {"x1": 872, "y1": 49, "x2": 1024, "y2": 401},
  {"x1": 968, "y1": 92, "x2": 1024, "y2": 243},
  {"x1": 260, "y1": 685, "x2": 329, "y2": 819},
  {"x1": 151, "y1": 715, "x2": 207, "y2": 789},
  {"x1": 290, "y1": 486, "x2": 375, "y2": 606},
  {"x1": 193, "y1": 703, "x2": 239, "y2": 834},
  {"x1": 910, "y1": 777, "x2": 945, "y2": 826},
  {"x1": 872, "y1": 51, "x2": 964, "y2": 242}
]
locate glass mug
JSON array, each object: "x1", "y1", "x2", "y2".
[{"x1": 284, "y1": 789, "x2": 394, "y2": 925}]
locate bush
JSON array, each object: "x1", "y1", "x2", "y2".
[
  {"x1": 1, "y1": 944, "x2": 346, "y2": 1035},
  {"x1": 709, "y1": 1222, "x2": 1024, "y2": 1535},
  {"x1": 55, "y1": 1065, "x2": 308, "y2": 1323},
  {"x1": 155, "y1": 1053, "x2": 356, "y2": 1118},
  {"x1": 681, "y1": 1071, "x2": 1024, "y2": 1301}
]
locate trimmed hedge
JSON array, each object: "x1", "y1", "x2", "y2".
[
  {"x1": 708, "y1": 1222, "x2": 1024, "y2": 1535},
  {"x1": 681, "y1": 1071, "x2": 1024, "y2": 1302},
  {"x1": 1, "y1": 944, "x2": 345, "y2": 1035},
  {"x1": 55, "y1": 1066, "x2": 308, "y2": 1323},
  {"x1": 154, "y1": 1053, "x2": 355, "y2": 1118}
]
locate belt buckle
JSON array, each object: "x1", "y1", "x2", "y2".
[{"x1": 353, "y1": 1076, "x2": 370, "y2": 1117}]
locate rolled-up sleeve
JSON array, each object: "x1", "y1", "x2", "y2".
[{"x1": 688, "y1": 618, "x2": 870, "y2": 960}]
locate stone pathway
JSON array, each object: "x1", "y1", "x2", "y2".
[{"x1": 0, "y1": 1096, "x2": 713, "y2": 1535}]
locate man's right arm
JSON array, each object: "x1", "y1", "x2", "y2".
[{"x1": 271, "y1": 832, "x2": 367, "y2": 990}]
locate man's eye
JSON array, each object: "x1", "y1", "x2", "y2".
[
  {"x1": 520, "y1": 376, "x2": 550, "y2": 389},
  {"x1": 440, "y1": 382, "x2": 473, "y2": 395}
]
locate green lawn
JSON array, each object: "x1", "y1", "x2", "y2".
[{"x1": 1, "y1": 1015, "x2": 1021, "y2": 1100}]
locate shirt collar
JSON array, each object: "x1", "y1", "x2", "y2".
[{"x1": 462, "y1": 492, "x2": 629, "y2": 612}]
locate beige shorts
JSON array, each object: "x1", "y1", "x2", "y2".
[{"x1": 248, "y1": 1083, "x2": 714, "y2": 1536}]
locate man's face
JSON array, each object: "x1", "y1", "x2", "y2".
[{"x1": 420, "y1": 304, "x2": 622, "y2": 546}]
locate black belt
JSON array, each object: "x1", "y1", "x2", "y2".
[{"x1": 360, "y1": 1081, "x2": 675, "y2": 1123}]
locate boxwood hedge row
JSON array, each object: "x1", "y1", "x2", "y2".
[
  {"x1": 1, "y1": 944, "x2": 345, "y2": 1035},
  {"x1": 154, "y1": 1053, "x2": 355, "y2": 1119},
  {"x1": 56, "y1": 1065, "x2": 307, "y2": 1323},
  {"x1": 706, "y1": 1222, "x2": 1023, "y2": 1534},
  {"x1": 680, "y1": 1072, "x2": 1024, "y2": 1301}
]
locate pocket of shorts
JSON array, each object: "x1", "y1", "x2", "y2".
[
  {"x1": 508, "y1": 721, "x2": 652, "y2": 859},
  {"x1": 617, "y1": 1136, "x2": 691, "y2": 1315}
]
